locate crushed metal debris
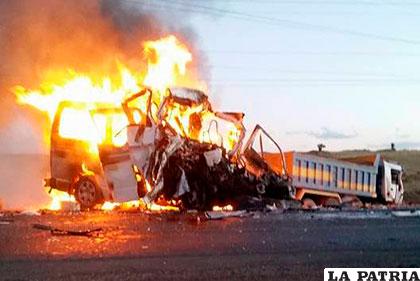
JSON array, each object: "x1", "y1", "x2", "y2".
[
  {"x1": 392, "y1": 210, "x2": 420, "y2": 217},
  {"x1": 32, "y1": 223, "x2": 103, "y2": 237},
  {"x1": 204, "y1": 210, "x2": 248, "y2": 220},
  {"x1": 0, "y1": 218, "x2": 14, "y2": 224},
  {"x1": 44, "y1": 87, "x2": 294, "y2": 212},
  {"x1": 19, "y1": 210, "x2": 41, "y2": 216}
]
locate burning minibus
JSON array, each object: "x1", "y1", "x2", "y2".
[{"x1": 45, "y1": 87, "x2": 294, "y2": 210}]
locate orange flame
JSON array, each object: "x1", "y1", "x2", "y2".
[
  {"x1": 47, "y1": 189, "x2": 76, "y2": 211},
  {"x1": 212, "y1": 204, "x2": 234, "y2": 211},
  {"x1": 14, "y1": 35, "x2": 192, "y2": 151},
  {"x1": 143, "y1": 35, "x2": 192, "y2": 95},
  {"x1": 101, "y1": 199, "x2": 179, "y2": 212},
  {"x1": 14, "y1": 35, "x2": 240, "y2": 211},
  {"x1": 14, "y1": 67, "x2": 140, "y2": 121}
]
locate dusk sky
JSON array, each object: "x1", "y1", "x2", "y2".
[{"x1": 181, "y1": 0, "x2": 420, "y2": 151}]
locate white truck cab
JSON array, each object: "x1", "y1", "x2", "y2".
[{"x1": 380, "y1": 160, "x2": 404, "y2": 204}]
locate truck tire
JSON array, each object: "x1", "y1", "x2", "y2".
[
  {"x1": 302, "y1": 198, "x2": 317, "y2": 209},
  {"x1": 324, "y1": 197, "x2": 340, "y2": 208},
  {"x1": 341, "y1": 195, "x2": 363, "y2": 208},
  {"x1": 74, "y1": 176, "x2": 100, "y2": 210}
]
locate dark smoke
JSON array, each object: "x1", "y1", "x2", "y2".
[{"x1": 0, "y1": 0, "x2": 207, "y2": 209}]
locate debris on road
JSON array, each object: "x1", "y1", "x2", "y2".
[
  {"x1": 33, "y1": 223, "x2": 103, "y2": 237},
  {"x1": 59, "y1": 201, "x2": 81, "y2": 212},
  {"x1": 19, "y1": 210, "x2": 41, "y2": 216},
  {"x1": 265, "y1": 204, "x2": 278, "y2": 212},
  {"x1": 0, "y1": 218, "x2": 14, "y2": 224},
  {"x1": 392, "y1": 210, "x2": 420, "y2": 217},
  {"x1": 205, "y1": 210, "x2": 248, "y2": 220}
]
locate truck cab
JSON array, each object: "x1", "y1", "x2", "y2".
[{"x1": 377, "y1": 160, "x2": 404, "y2": 204}]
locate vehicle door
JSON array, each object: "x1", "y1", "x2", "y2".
[
  {"x1": 240, "y1": 125, "x2": 288, "y2": 177},
  {"x1": 91, "y1": 106, "x2": 141, "y2": 202},
  {"x1": 50, "y1": 102, "x2": 101, "y2": 192},
  {"x1": 382, "y1": 161, "x2": 404, "y2": 204}
]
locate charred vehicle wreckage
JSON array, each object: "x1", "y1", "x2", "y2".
[{"x1": 45, "y1": 87, "x2": 295, "y2": 210}]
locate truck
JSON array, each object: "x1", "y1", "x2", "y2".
[
  {"x1": 285, "y1": 152, "x2": 404, "y2": 206},
  {"x1": 45, "y1": 87, "x2": 404, "y2": 209},
  {"x1": 242, "y1": 126, "x2": 404, "y2": 206}
]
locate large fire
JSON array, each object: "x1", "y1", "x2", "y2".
[
  {"x1": 143, "y1": 35, "x2": 192, "y2": 94},
  {"x1": 14, "y1": 35, "x2": 238, "y2": 211}
]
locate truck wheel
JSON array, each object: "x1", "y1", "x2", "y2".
[
  {"x1": 74, "y1": 177, "x2": 99, "y2": 210},
  {"x1": 341, "y1": 195, "x2": 363, "y2": 208},
  {"x1": 302, "y1": 198, "x2": 317, "y2": 209},
  {"x1": 324, "y1": 197, "x2": 340, "y2": 208}
]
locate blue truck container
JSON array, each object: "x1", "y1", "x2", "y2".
[{"x1": 283, "y1": 152, "x2": 380, "y2": 202}]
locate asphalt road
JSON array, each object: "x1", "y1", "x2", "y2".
[{"x1": 0, "y1": 210, "x2": 419, "y2": 281}]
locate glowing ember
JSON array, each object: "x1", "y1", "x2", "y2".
[
  {"x1": 99, "y1": 200, "x2": 141, "y2": 211},
  {"x1": 147, "y1": 203, "x2": 179, "y2": 212},
  {"x1": 101, "y1": 200, "x2": 179, "y2": 212},
  {"x1": 212, "y1": 204, "x2": 234, "y2": 211},
  {"x1": 101, "y1": 201, "x2": 120, "y2": 211},
  {"x1": 47, "y1": 189, "x2": 76, "y2": 211}
]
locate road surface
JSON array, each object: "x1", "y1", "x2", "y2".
[{"x1": 0, "y1": 209, "x2": 419, "y2": 280}]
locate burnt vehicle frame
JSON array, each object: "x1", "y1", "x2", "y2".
[{"x1": 45, "y1": 87, "x2": 294, "y2": 209}]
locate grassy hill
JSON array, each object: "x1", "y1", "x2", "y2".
[{"x1": 315, "y1": 150, "x2": 420, "y2": 203}]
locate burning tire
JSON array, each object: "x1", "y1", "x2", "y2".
[{"x1": 74, "y1": 176, "x2": 100, "y2": 210}]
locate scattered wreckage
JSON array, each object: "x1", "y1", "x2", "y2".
[
  {"x1": 33, "y1": 223, "x2": 103, "y2": 237},
  {"x1": 46, "y1": 87, "x2": 294, "y2": 210}
]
